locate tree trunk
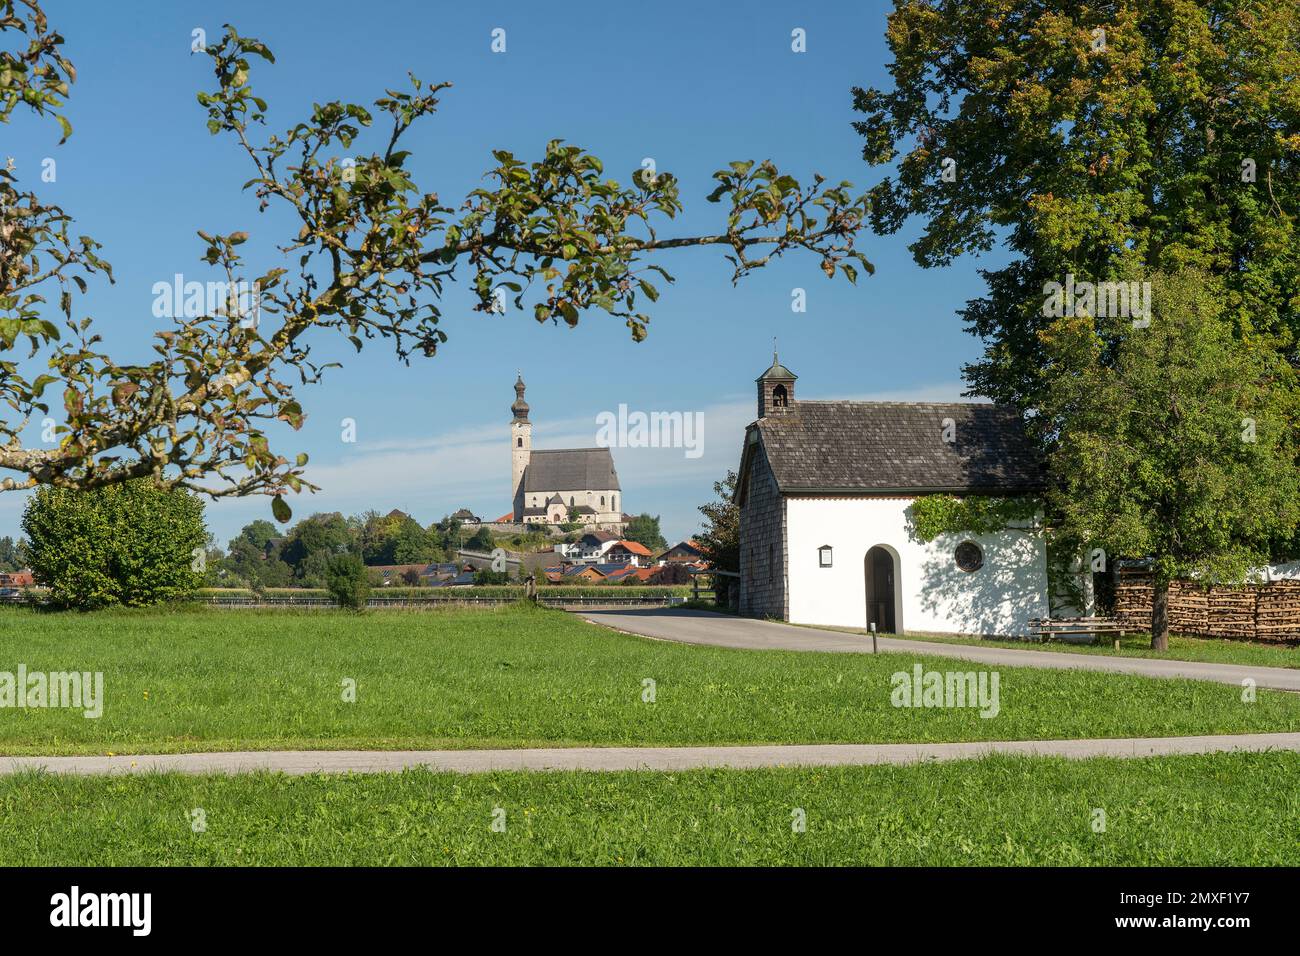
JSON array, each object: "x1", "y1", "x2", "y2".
[
  {"x1": 1080, "y1": 554, "x2": 1096, "y2": 616},
  {"x1": 1151, "y1": 579, "x2": 1170, "y2": 651}
]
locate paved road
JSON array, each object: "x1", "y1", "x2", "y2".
[
  {"x1": 580, "y1": 608, "x2": 1300, "y2": 692},
  {"x1": 4, "y1": 732, "x2": 1299, "y2": 776}
]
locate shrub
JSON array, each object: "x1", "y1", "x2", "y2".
[
  {"x1": 21, "y1": 480, "x2": 206, "y2": 609},
  {"x1": 325, "y1": 553, "x2": 370, "y2": 611}
]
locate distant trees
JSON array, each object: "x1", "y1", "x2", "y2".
[
  {"x1": 278, "y1": 513, "x2": 354, "y2": 585},
  {"x1": 146, "y1": 505, "x2": 695, "y2": 593},
  {"x1": 226, "y1": 519, "x2": 286, "y2": 587},
  {"x1": 624, "y1": 514, "x2": 667, "y2": 552},
  {"x1": 357, "y1": 511, "x2": 443, "y2": 565},
  {"x1": 215, "y1": 509, "x2": 470, "y2": 588},
  {"x1": 22, "y1": 480, "x2": 206, "y2": 608},
  {"x1": 390, "y1": 520, "x2": 441, "y2": 563},
  {"x1": 462, "y1": 526, "x2": 494, "y2": 553},
  {"x1": 0, "y1": 536, "x2": 21, "y2": 573}
]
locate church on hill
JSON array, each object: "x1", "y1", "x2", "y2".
[{"x1": 509, "y1": 376, "x2": 626, "y2": 532}]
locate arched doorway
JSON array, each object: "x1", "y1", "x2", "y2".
[{"x1": 864, "y1": 546, "x2": 900, "y2": 633}]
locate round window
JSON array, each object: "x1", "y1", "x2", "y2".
[{"x1": 955, "y1": 541, "x2": 983, "y2": 573}]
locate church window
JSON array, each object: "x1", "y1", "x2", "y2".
[
  {"x1": 517, "y1": 437, "x2": 522, "y2": 447},
  {"x1": 955, "y1": 541, "x2": 984, "y2": 573},
  {"x1": 600, "y1": 496, "x2": 605, "y2": 506}
]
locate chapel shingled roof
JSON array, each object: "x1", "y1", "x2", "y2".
[{"x1": 750, "y1": 401, "x2": 1045, "y2": 495}]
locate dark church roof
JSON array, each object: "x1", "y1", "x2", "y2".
[
  {"x1": 748, "y1": 401, "x2": 1045, "y2": 495},
  {"x1": 523, "y1": 448, "x2": 621, "y2": 492}
]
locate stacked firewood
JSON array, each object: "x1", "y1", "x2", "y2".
[
  {"x1": 1205, "y1": 587, "x2": 1255, "y2": 638},
  {"x1": 1255, "y1": 580, "x2": 1300, "y2": 643},
  {"x1": 1114, "y1": 572, "x2": 1153, "y2": 629},
  {"x1": 1169, "y1": 581, "x2": 1210, "y2": 634},
  {"x1": 1114, "y1": 568, "x2": 1300, "y2": 643}
]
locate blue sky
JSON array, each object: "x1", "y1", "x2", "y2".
[{"x1": 3, "y1": 0, "x2": 1003, "y2": 547}]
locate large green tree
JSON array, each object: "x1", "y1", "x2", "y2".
[
  {"x1": 21, "y1": 478, "x2": 207, "y2": 607},
  {"x1": 1, "y1": 2, "x2": 870, "y2": 521},
  {"x1": 324, "y1": 552, "x2": 370, "y2": 611},
  {"x1": 623, "y1": 513, "x2": 667, "y2": 553},
  {"x1": 1041, "y1": 270, "x2": 1300, "y2": 649},
  {"x1": 854, "y1": 0, "x2": 1300, "y2": 412}
]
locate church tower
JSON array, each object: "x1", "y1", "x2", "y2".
[
  {"x1": 756, "y1": 350, "x2": 796, "y2": 418},
  {"x1": 511, "y1": 374, "x2": 532, "y2": 518}
]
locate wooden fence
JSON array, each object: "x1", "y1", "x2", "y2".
[{"x1": 1115, "y1": 569, "x2": 1300, "y2": 643}]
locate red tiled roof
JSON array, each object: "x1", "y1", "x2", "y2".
[{"x1": 613, "y1": 540, "x2": 653, "y2": 556}]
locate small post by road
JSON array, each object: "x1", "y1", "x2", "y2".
[{"x1": 869, "y1": 621, "x2": 877, "y2": 654}]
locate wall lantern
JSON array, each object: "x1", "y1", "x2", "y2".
[{"x1": 818, "y1": 545, "x2": 833, "y2": 568}]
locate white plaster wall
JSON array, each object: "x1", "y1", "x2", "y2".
[{"x1": 785, "y1": 497, "x2": 1048, "y2": 637}]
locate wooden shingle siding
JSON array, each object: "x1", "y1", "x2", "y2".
[{"x1": 739, "y1": 441, "x2": 787, "y2": 619}]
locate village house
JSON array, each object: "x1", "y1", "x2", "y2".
[
  {"x1": 656, "y1": 539, "x2": 704, "y2": 566},
  {"x1": 561, "y1": 564, "x2": 607, "y2": 583},
  {"x1": 0, "y1": 570, "x2": 34, "y2": 588},
  {"x1": 555, "y1": 531, "x2": 620, "y2": 563},
  {"x1": 603, "y1": 540, "x2": 653, "y2": 567},
  {"x1": 734, "y1": 355, "x2": 1049, "y2": 637}
]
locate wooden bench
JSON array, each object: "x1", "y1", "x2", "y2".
[{"x1": 1028, "y1": 617, "x2": 1127, "y2": 647}]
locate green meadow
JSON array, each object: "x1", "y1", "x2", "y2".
[
  {"x1": 0, "y1": 605, "x2": 1294, "y2": 755},
  {"x1": 2, "y1": 752, "x2": 1297, "y2": 866}
]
